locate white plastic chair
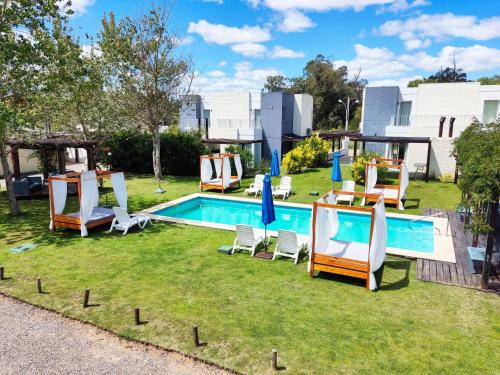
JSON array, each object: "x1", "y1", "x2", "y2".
[
  {"x1": 244, "y1": 174, "x2": 264, "y2": 197},
  {"x1": 272, "y1": 230, "x2": 307, "y2": 264},
  {"x1": 272, "y1": 176, "x2": 292, "y2": 200},
  {"x1": 232, "y1": 224, "x2": 265, "y2": 257},
  {"x1": 335, "y1": 180, "x2": 356, "y2": 206},
  {"x1": 108, "y1": 207, "x2": 152, "y2": 235}
]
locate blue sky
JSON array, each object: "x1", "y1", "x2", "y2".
[{"x1": 70, "y1": 0, "x2": 500, "y2": 92}]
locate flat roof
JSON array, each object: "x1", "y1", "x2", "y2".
[
  {"x1": 350, "y1": 135, "x2": 431, "y2": 143},
  {"x1": 319, "y1": 131, "x2": 361, "y2": 139},
  {"x1": 202, "y1": 138, "x2": 262, "y2": 145}
]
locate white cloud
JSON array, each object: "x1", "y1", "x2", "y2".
[
  {"x1": 337, "y1": 43, "x2": 500, "y2": 81},
  {"x1": 218, "y1": 60, "x2": 227, "y2": 67},
  {"x1": 278, "y1": 9, "x2": 315, "y2": 32},
  {"x1": 231, "y1": 43, "x2": 268, "y2": 57},
  {"x1": 188, "y1": 20, "x2": 271, "y2": 45},
  {"x1": 207, "y1": 70, "x2": 226, "y2": 77},
  {"x1": 367, "y1": 75, "x2": 422, "y2": 87},
  {"x1": 261, "y1": 0, "x2": 395, "y2": 12},
  {"x1": 202, "y1": 0, "x2": 223, "y2": 4},
  {"x1": 246, "y1": 0, "x2": 262, "y2": 7},
  {"x1": 376, "y1": 0, "x2": 430, "y2": 14},
  {"x1": 193, "y1": 61, "x2": 281, "y2": 93},
  {"x1": 378, "y1": 13, "x2": 500, "y2": 50},
  {"x1": 58, "y1": 0, "x2": 95, "y2": 15},
  {"x1": 270, "y1": 46, "x2": 306, "y2": 59},
  {"x1": 174, "y1": 36, "x2": 194, "y2": 46}
]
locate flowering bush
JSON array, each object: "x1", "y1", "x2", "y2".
[
  {"x1": 351, "y1": 152, "x2": 388, "y2": 183},
  {"x1": 282, "y1": 135, "x2": 330, "y2": 173}
]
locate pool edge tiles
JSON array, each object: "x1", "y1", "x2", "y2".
[{"x1": 140, "y1": 193, "x2": 456, "y2": 263}]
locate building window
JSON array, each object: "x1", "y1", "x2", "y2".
[
  {"x1": 397, "y1": 101, "x2": 412, "y2": 126},
  {"x1": 483, "y1": 100, "x2": 499, "y2": 124}
]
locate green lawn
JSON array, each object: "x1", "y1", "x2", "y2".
[{"x1": 0, "y1": 168, "x2": 498, "y2": 374}]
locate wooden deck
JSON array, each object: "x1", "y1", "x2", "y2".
[{"x1": 417, "y1": 208, "x2": 500, "y2": 293}]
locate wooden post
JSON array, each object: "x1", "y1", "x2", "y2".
[
  {"x1": 425, "y1": 141, "x2": 431, "y2": 183},
  {"x1": 272, "y1": 349, "x2": 278, "y2": 370},
  {"x1": 353, "y1": 140, "x2": 358, "y2": 159},
  {"x1": 57, "y1": 148, "x2": 66, "y2": 174},
  {"x1": 75, "y1": 148, "x2": 79, "y2": 163},
  {"x1": 362, "y1": 141, "x2": 366, "y2": 152},
  {"x1": 11, "y1": 147, "x2": 21, "y2": 178},
  {"x1": 134, "y1": 307, "x2": 140, "y2": 325},
  {"x1": 449, "y1": 117, "x2": 455, "y2": 138},
  {"x1": 37, "y1": 278, "x2": 42, "y2": 293},
  {"x1": 0, "y1": 266, "x2": 4, "y2": 280},
  {"x1": 309, "y1": 202, "x2": 317, "y2": 278},
  {"x1": 83, "y1": 289, "x2": 90, "y2": 308},
  {"x1": 192, "y1": 325, "x2": 200, "y2": 347}
]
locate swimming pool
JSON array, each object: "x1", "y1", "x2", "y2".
[{"x1": 152, "y1": 196, "x2": 434, "y2": 253}]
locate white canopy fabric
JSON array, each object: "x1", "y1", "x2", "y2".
[
  {"x1": 308, "y1": 204, "x2": 339, "y2": 271},
  {"x1": 111, "y1": 172, "x2": 128, "y2": 210},
  {"x1": 49, "y1": 177, "x2": 67, "y2": 230},
  {"x1": 201, "y1": 158, "x2": 213, "y2": 183},
  {"x1": 324, "y1": 191, "x2": 336, "y2": 204},
  {"x1": 222, "y1": 157, "x2": 232, "y2": 188},
  {"x1": 80, "y1": 170, "x2": 99, "y2": 237},
  {"x1": 398, "y1": 162, "x2": 409, "y2": 210},
  {"x1": 214, "y1": 158, "x2": 222, "y2": 178},
  {"x1": 234, "y1": 154, "x2": 243, "y2": 180},
  {"x1": 368, "y1": 198, "x2": 387, "y2": 290},
  {"x1": 361, "y1": 159, "x2": 378, "y2": 206}
]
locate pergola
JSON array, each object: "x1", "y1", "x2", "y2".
[
  {"x1": 201, "y1": 138, "x2": 262, "y2": 146},
  {"x1": 350, "y1": 135, "x2": 432, "y2": 182},
  {"x1": 319, "y1": 130, "x2": 361, "y2": 151},
  {"x1": 6, "y1": 137, "x2": 99, "y2": 177}
]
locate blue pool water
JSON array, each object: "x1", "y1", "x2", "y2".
[{"x1": 154, "y1": 197, "x2": 434, "y2": 253}]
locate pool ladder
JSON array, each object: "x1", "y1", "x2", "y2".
[{"x1": 409, "y1": 211, "x2": 450, "y2": 236}]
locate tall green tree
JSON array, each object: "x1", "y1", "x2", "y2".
[
  {"x1": 100, "y1": 3, "x2": 194, "y2": 191},
  {"x1": 478, "y1": 75, "x2": 500, "y2": 85},
  {"x1": 408, "y1": 66, "x2": 468, "y2": 87},
  {"x1": 0, "y1": 0, "x2": 72, "y2": 216}
]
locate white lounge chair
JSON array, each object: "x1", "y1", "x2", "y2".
[
  {"x1": 108, "y1": 207, "x2": 152, "y2": 235},
  {"x1": 272, "y1": 176, "x2": 292, "y2": 200},
  {"x1": 232, "y1": 224, "x2": 266, "y2": 257},
  {"x1": 244, "y1": 174, "x2": 265, "y2": 197},
  {"x1": 335, "y1": 180, "x2": 356, "y2": 206},
  {"x1": 272, "y1": 230, "x2": 307, "y2": 264}
]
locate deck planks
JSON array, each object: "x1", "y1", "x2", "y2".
[{"x1": 415, "y1": 209, "x2": 499, "y2": 293}]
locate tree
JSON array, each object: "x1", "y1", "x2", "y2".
[
  {"x1": 452, "y1": 120, "x2": 500, "y2": 288},
  {"x1": 478, "y1": 75, "x2": 500, "y2": 85},
  {"x1": 100, "y1": 3, "x2": 193, "y2": 191},
  {"x1": 407, "y1": 66, "x2": 467, "y2": 87},
  {"x1": 264, "y1": 75, "x2": 291, "y2": 93},
  {"x1": 0, "y1": 0, "x2": 72, "y2": 216}
]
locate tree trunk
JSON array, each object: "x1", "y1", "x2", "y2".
[
  {"x1": 152, "y1": 126, "x2": 162, "y2": 183},
  {"x1": 0, "y1": 139, "x2": 22, "y2": 216},
  {"x1": 481, "y1": 200, "x2": 498, "y2": 289}
]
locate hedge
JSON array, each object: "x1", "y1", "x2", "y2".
[{"x1": 102, "y1": 129, "x2": 208, "y2": 176}]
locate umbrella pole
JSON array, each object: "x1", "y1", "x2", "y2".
[{"x1": 264, "y1": 225, "x2": 268, "y2": 251}]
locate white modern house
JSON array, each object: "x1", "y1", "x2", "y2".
[
  {"x1": 179, "y1": 91, "x2": 313, "y2": 164},
  {"x1": 360, "y1": 82, "x2": 500, "y2": 178}
]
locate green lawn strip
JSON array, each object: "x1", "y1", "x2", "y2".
[{"x1": 1, "y1": 168, "x2": 498, "y2": 374}]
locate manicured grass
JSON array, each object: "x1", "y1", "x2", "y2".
[{"x1": 0, "y1": 168, "x2": 498, "y2": 374}]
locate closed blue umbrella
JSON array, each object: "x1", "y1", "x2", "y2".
[
  {"x1": 261, "y1": 173, "x2": 276, "y2": 251},
  {"x1": 270, "y1": 149, "x2": 280, "y2": 177},
  {"x1": 331, "y1": 151, "x2": 342, "y2": 190}
]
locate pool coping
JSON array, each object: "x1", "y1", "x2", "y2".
[{"x1": 139, "y1": 193, "x2": 456, "y2": 263}]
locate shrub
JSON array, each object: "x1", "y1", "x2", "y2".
[
  {"x1": 351, "y1": 152, "x2": 388, "y2": 183},
  {"x1": 101, "y1": 129, "x2": 208, "y2": 176},
  {"x1": 439, "y1": 173, "x2": 454, "y2": 183},
  {"x1": 282, "y1": 134, "x2": 330, "y2": 174}
]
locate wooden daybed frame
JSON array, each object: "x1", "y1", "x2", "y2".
[
  {"x1": 48, "y1": 170, "x2": 114, "y2": 231},
  {"x1": 310, "y1": 191, "x2": 383, "y2": 289},
  {"x1": 199, "y1": 153, "x2": 241, "y2": 193},
  {"x1": 364, "y1": 158, "x2": 404, "y2": 207}
]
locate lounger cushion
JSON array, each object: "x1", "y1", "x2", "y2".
[
  {"x1": 316, "y1": 240, "x2": 369, "y2": 262},
  {"x1": 69, "y1": 207, "x2": 114, "y2": 221},
  {"x1": 369, "y1": 187, "x2": 398, "y2": 199}
]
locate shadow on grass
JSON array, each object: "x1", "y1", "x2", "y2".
[
  {"x1": 403, "y1": 198, "x2": 420, "y2": 210},
  {"x1": 377, "y1": 258, "x2": 411, "y2": 291}
]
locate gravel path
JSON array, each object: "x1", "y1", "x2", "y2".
[{"x1": 0, "y1": 295, "x2": 232, "y2": 375}]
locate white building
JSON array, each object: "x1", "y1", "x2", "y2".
[
  {"x1": 360, "y1": 82, "x2": 500, "y2": 178},
  {"x1": 179, "y1": 91, "x2": 313, "y2": 163}
]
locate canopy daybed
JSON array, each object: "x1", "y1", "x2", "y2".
[
  {"x1": 48, "y1": 170, "x2": 128, "y2": 237},
  {"x1": 199, "y1": 153, "x2": 243, "y2": 193},
  {"x1": 309, "y1": 191, "x2": 387, "y2": 290},
  {"x1": 362, "y1": 158, "x2": 409, "y2": 210}
]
